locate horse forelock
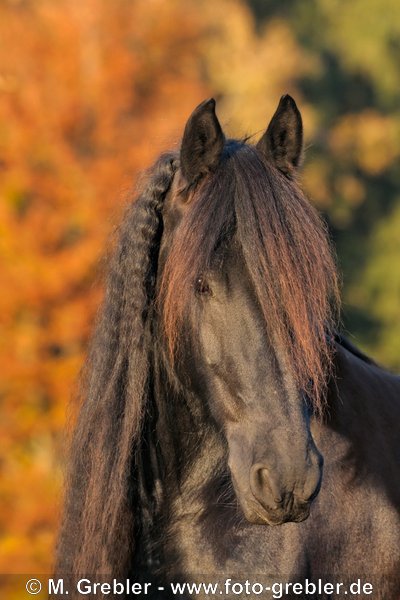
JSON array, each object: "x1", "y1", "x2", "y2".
[{"x1": 159, "y1": 142, "x2": 340, "y2": 412}]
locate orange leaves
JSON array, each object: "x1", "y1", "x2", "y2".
[{"x1": 0, "y1": 0, "x2": 213, "y2": 577}]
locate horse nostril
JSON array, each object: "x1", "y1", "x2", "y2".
[{"x1": 250, "y1": 463, "x2": 282, "y2": 508}]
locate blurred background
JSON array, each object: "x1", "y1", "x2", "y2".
[{"x1": 1, "y1": 0, "x2": 400, "y2": 585}]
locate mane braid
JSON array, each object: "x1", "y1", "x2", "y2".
[
  {"x1": 56, "y1": 154, "x2": 177, "y2": 582},
  {"x1": 160, "y1": 142, "x2": 340, "y2": 413}
]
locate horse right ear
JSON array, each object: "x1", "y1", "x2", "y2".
[{"x1": 180, "y1": 98, "x2": 225, "y2": 187}]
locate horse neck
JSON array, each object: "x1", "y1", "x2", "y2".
[{"x1": 326, "y1": 341, "x2": 400, "y2": 444}]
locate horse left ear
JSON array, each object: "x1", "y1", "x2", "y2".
[{"x1": 257, "y1": 95, "x2": 303, "y2": 177}]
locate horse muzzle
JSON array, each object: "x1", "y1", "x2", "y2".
[{"x1": 229, "y1": 450, "x2": 323, "y2": 526}]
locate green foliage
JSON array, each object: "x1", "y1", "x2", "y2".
[
  {"x1": 352, "y1": 202, "x2": 400, "y2": 367},
  {"x1": 311, "y1": 0, "x2": 400, "y2": 103}
]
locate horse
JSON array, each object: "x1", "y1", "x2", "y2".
[{"x1": 56, "y1": 96, "x2": 400, "y2": 599}]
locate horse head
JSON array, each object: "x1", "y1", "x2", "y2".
[{"x1": 158, "y1": 97, "x2": 338, "y2": 525}]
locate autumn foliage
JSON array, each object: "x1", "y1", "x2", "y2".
[{"x1": 1, "y1": 0, "x2": 399, "y2": 585}]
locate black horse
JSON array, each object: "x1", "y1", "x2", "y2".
[{"x1": 57, "y1": 97, "x2": 400, "y2": 599}]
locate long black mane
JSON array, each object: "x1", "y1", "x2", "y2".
[{"x1": 57, "y1": 154, "x2": 177, "y2": 576}]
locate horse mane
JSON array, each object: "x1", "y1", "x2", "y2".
[
  {"x1": 335, "y1": 333, "x2": 378, "y2": 366},
  {"x1": 160, "y1": 141, "x2": 340, "y2": 411},
  {"x1": 56, "y1": 153, "x2": 177, "y2": 577}
]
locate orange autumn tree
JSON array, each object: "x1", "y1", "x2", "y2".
[
  {"x1": 0, "y1": 0, "x2": 311, "y2": 578},
  {"x1": 0, "y1": 0, "x2": 210, "y2": 574}
]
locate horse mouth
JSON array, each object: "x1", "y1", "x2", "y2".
[{"x1": 240, "y1": 498, "x2": 312, "y2": 526}]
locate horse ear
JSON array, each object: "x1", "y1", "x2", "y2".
[
  {"x1": 257, "y1": 95, "x2": 303, "y2": 177},
  {"x1": 180, "y1": 98, "x2": 224, "y2": 186}
]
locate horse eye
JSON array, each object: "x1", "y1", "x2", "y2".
[{"x1": 195, "y1": 276, "x2": 212, "y2": 296}]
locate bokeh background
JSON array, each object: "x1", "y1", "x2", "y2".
[{"x1": 1, "y1": 0, "x2": 400, "y2": 588}]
